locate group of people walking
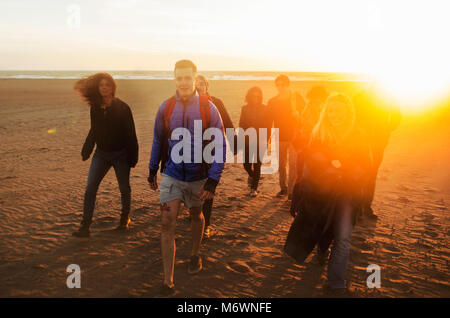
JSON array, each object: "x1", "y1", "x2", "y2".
[{"x1": 71, "y1": 59, "x2": 401, "y2": 296}]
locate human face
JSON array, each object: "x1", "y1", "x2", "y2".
[
  {"x1": 275, "y1": 81, "x2": 289, "y2": 96},
  {"x1": 327, "y1": 101, "x2": 349, "y2": 129},
  {"x1": 249, "y1": 91, "x2": 261, "y2": 105},
  {"x1": 195, "y1": 78, "x2": 208, "y2": 95},
  {"x1": 98, "y1": 78, "x2": 113, "y2": 98},
  {"x1": 175, "y1": 67, "x2": 196, "y2": 99}
]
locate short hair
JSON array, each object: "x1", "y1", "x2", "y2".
[
  {"x1": 174, "y1": 59, "x2": 197, "y2": 74},
  {"x1": 275, "y1": 74, "x2": 290, "y2": 86}
]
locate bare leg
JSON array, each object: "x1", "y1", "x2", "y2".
[
  {"x1": 160, "y1": 199, "x2": 181, "y2": 287},
  {"x1": 189, "y1": 205, "x2": 204, "y2": 256}
]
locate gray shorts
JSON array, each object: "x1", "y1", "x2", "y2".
[{"x1": 160, "y1": 173, "x2": 206, "y2": 208}]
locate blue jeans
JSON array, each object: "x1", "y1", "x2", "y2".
[
  {"x1": 82, "y1": 148, "x2": 131, "y2": 224},
  {"x1": 327, "y1": 199, "x2": 354, "y2": 289}
]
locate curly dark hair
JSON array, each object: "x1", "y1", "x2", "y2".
[{"x1": 74, "y1": 72, "x2": 116, "y2": 107}]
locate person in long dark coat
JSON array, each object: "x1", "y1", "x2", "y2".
[{"x1": 285, "y1": 93, "x2": 372, "y2": 296}]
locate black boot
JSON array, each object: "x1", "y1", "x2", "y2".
[
  {"x1": 115, "y1": 214, "x2": 131, "y2": 231},
  {"x1": 364, "y1": 206, "x2": 378, "y2": 220},
  {"x1": 72, "y1": 219, "x2": 91, "y2": 237}
]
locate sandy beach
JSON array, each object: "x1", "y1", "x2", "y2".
[{"x1": 0, "y1": 78, "x2": 448, "y2": 298}]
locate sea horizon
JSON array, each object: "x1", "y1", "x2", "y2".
[{"x1": 0, "y1": 70, "x2": 370, "y2": 82}]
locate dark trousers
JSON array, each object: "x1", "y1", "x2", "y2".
[
  {"x1": 243, "y1": 139, "x2": 262, "y2": 190},
  {"x1": 82, "y1": 149, "x2": 131, "y2": 225},
  {"x1": 317, "y1": 199, "x2": 354, "y2": 289},
  {"x1": 327, "y1": 200, "x2": 354, "y2": 288},
  {"x1": 364, "y1": 144, "x2": 387, "y2": 209},
  {"x1": 243, "y1": 163, "x2": 262, "y2": 190}
]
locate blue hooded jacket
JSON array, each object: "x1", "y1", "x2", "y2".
[{"x1": 149, "y1": 91, "x2": 226, "y2": 184}]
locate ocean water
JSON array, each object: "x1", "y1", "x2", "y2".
[{"x1": 0, "y1": 70, "x2": 368, "y2": 82}]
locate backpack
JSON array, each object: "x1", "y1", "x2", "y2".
[{"x1": 160, "y1": 94, "x2": 211, "y2": 172}]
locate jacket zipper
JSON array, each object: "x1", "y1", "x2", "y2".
[{"x1": 182, "y1": 100, "x2": 187, "y2": 181}]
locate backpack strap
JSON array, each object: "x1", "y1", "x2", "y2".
[
  {"x1": 198, "y1": 94, "x2": 210, "y2": 131},
  {"x1": 160, "y1": 96, "x2": 176, "y2": 173},
  {"x1": 163, "y1": 96, "x2": 177, "y2": 133}
]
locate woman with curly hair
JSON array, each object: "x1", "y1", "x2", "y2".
[{"x1": 72, "y1": 73, "x2": 139, "y2": 237}]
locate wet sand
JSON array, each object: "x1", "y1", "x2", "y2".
[{"x1": 0, "y1": 79, "x2": 448, "y2": 297}]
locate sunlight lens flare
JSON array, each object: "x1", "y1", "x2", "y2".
[{"x1": 371, "y1": 67, "x2": 450, "y2": 114}]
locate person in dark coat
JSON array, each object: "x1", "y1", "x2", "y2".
[
  {"x1": 292, "y1": 85, "x2": 329, "y2": 183},
  {"x1": 266, "y1": 75, "x2": 306, "y2": 198},
  {"x1": 285, "y1": 93, "x2": 372, "y2": 295},
  {"x1": 239, "y1": 87, "x2": 269, "y2": 197},
  {"x1": 195, "y1": 75, "x2": 235, "y2": 238},
  {"x1": 72, "y1": 73, "x2": 139, "y2": 237},
  {"x1": 353, "y1": 90, "x2": 401, "y2": 219}
]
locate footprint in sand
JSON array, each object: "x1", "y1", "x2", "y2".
[
  {"x1": 95, "y1": 216, "x2": 116, "y2": 227},
  {"x1": 0, "y1": 176, "x2": 18, "y2": 180},
  {"x1": 424, "y1": 228, "x2": 439, "y2": 238},
  {"x1": 133, "y1": 206, "x2": 151, "y2": 214},
  {"x1": 235, "y1": 241, "x2": 250, "y2": 248},
  {"x1": 216, "y1": 204, "x2": 232, "y2": 209},
  {"x1": 397, "y1": 184, "x2": 411, "y2": 191},
  {"x1": 397, "y1": 196, "x2": 411, "y2": 204},
  {"x1": 226, "y1": 260, "x2": 253, "y2": 274}
]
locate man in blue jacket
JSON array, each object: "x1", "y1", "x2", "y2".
[{"x1": 148, "y1": 60, "x2": 226, "y2": 296}]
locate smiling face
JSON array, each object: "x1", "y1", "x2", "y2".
[
  {"x1": 98, "y1": 78, "x2": 114, "y2": 98},
  {"x1": 327, "y1": 100, "x2": 350, "y2": 129},
  {"x1": 175, "y1": 67, "x2": 196, "y2": 99},
  {"x1": 195, "y1": 77, "x2": 208, "y2": 95}
]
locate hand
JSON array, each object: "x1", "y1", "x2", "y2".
[
  {"x1": 128, "y1": 160, "x2": 137, "y2": 168},
  {"x1": 289, "y1": 182, "x2": 302, "y2": 218},
  {"x1": 148, "y1": 175, "x2": 158, "y2": 190},
  {"x1": 198, "y1": 185, "x2": 214, "y2": 201}
]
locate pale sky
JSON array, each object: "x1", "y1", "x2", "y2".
[{"x1": 1, "y1": 0, "x2": 449, "y2": 74}]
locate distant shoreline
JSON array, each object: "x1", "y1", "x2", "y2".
[{"x1": 0, "y1": 70, "x2": 370, "y2": 82}]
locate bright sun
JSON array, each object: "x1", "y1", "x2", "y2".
[
  {"x1": 371, "y1": 66, "x2": 449, "y2": 114},
  {"x1": 359, "y1": 2, "x2": 450, "y2": 114}
]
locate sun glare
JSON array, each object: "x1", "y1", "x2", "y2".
[{"x1": 371, "y1": 68, "x2": 449, "y2": 114}]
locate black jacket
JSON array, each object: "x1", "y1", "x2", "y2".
[
  {"x1": 81, "y1": 98, "x2": 139, "y2": 167},
  {"x1": 285, "y1": 129, "x2": 372, "y2": 263},
  {"x1": 267, "y1": 92, "x2": 306, "y2": 142},
  {"x1": 210, "y1": 96, "x2": 234, "y2": 130},
  {"x1": 210, "y1": 95, "x2": 237, "y2": 154}
]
